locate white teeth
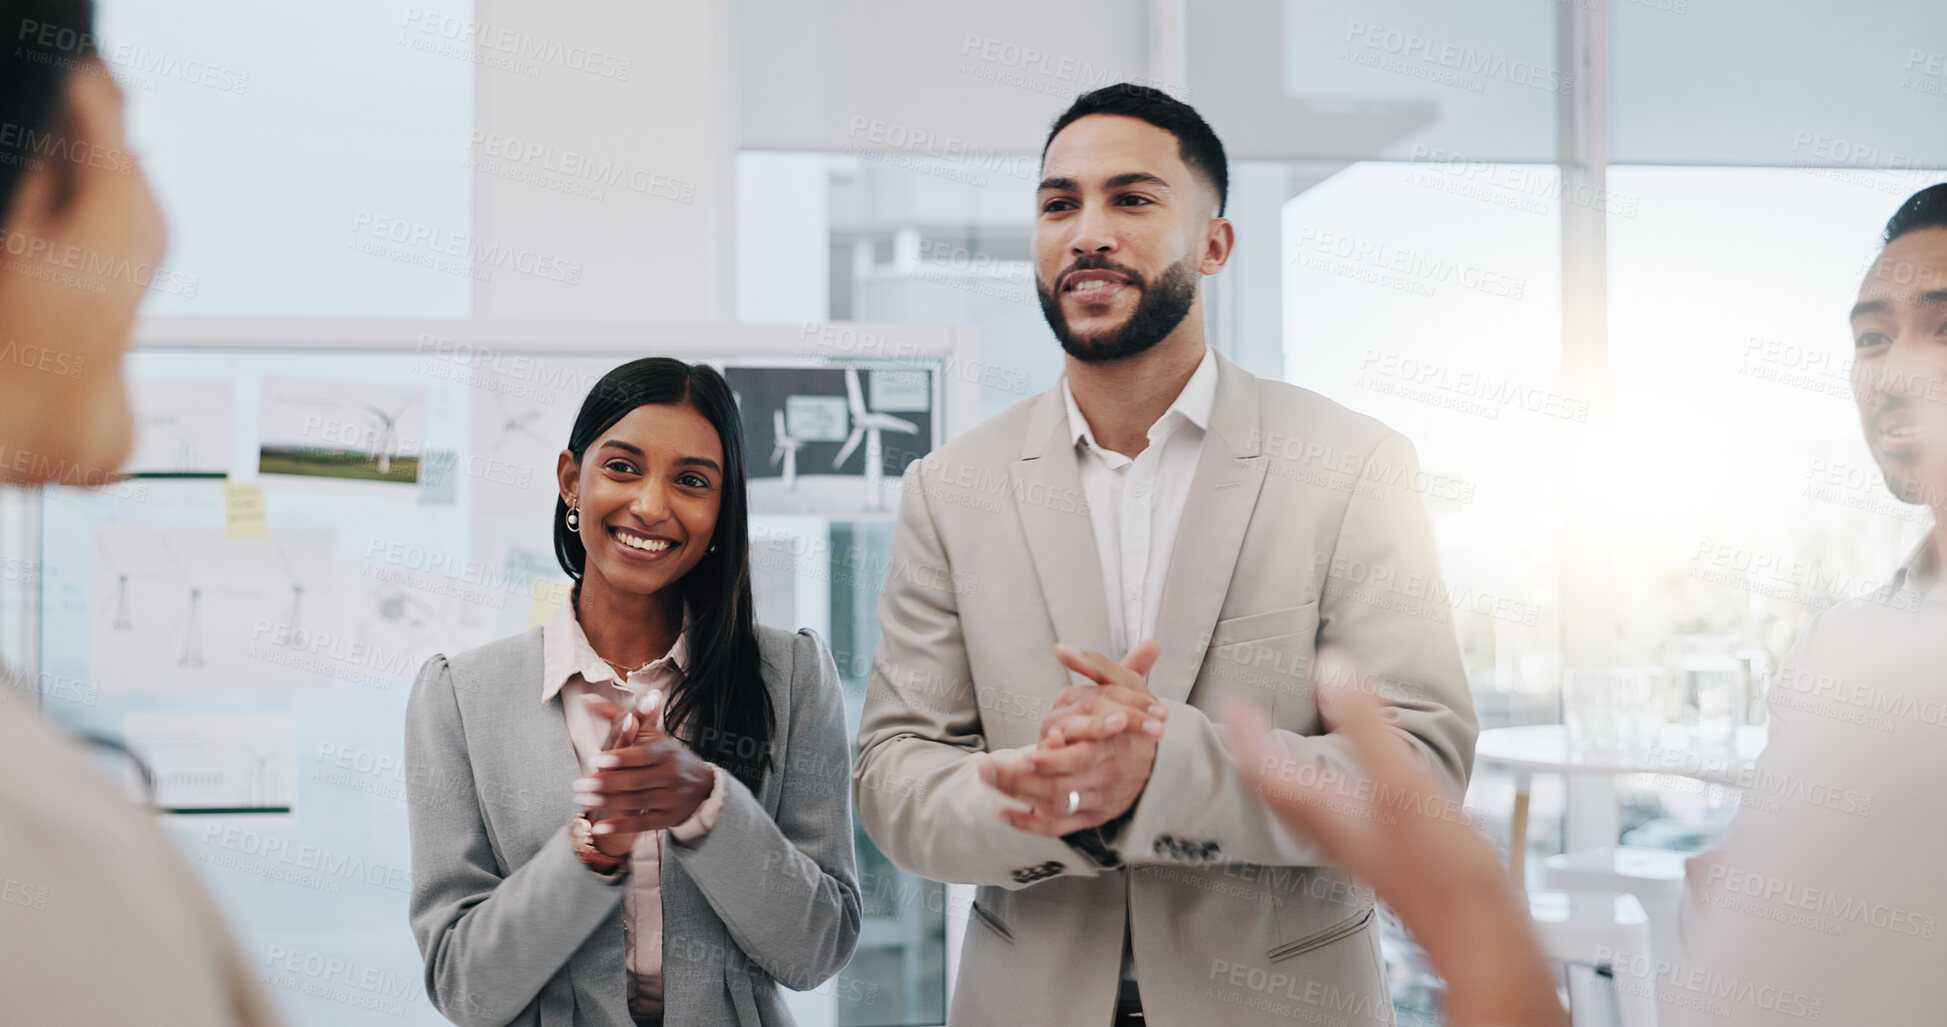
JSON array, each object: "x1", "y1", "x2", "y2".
[
  {"x1": 1886, "y1": 425, "x2": 1919, "y2": 438},
  {"x1": 618, "y1": 533, "x2": 671, "y2": 552},
  {"x1": 1071, "y1": 279, "x2": 1118, "y2": 292}
]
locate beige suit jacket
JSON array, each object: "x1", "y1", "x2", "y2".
[
  {"x1": 855, "y1": 352, "x2": 1477, "y2": 1027},
  {"x1": 0, "y1": 677, "x2": 284, "y2": 1026}
]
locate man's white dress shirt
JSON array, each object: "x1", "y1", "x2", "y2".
[
  {"x1": 1061, "y1": 345, "x2": 1219, "y2": 659},
  {"x1": 1058, "y1": 344, "x2": 1217, "y2": 984}
]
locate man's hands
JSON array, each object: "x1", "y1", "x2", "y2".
[
  {"x1": 573, "y1": 694, "x2": 716, "y2": 858},
  {"x1": 978, "y1": 640, "x2": 1167, "y2": 837}
]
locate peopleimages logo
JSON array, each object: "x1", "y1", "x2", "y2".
[
  {"x1": 955, "y1": 34, "x2": 1188, "y2": 100},
  {"x1": 469, "y1": 131, "x2": 696, "y2": 203},
  {"x1": 1340, "y1": 21, "x2": 1573, "y2": 95},
  {"x1": 400, "y1": 9, "x2": 633, "y2": 80},
  {"x1": 349, "y1": 211, "x2": 584, "y2": 285},
  {"x1": 0, "y1": 228, "x2": 200, "y2": 297}
]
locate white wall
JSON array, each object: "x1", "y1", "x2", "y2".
[{"x1": 471, "y1": 0, "x2": 735, "y2": 320}]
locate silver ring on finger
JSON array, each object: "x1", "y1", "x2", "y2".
[{"x1": 1066, "y1": 789, "x2": 1081, "y2": 815}]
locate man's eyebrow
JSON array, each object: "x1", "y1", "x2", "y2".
[
  {"x1": 1105, "y1": 171, "x2": 1171, "y2": 192},
  {"x1": 1037, "y1": 172, "x2": 1175, "y2": 193},
  {"x1": 1852, "y1": 290, "x2": 1947, "y2": 319}
]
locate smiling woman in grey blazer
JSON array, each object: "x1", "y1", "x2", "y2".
[{"x1": 405, "y1": 358, "x2": 860, "y2": 1027}]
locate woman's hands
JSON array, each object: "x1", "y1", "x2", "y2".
[{"x1": 573, "y1": 694, "x2": 716, "y2": 858}]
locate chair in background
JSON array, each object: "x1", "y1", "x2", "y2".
[{"x1": 1527, "y1": 890, "x2": 1658, "y2": 1027}]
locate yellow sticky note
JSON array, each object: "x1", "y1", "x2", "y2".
[
  {"x1": 527, "y1": 579, "x2": 571, "y2": 628},
  {"x1": 225, "y1": 482, "x2": 267, "y2": 539}
]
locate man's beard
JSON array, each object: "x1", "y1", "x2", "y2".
[{"x1": 1037, "y1": 254, "x2": 1200, "y2": 364}]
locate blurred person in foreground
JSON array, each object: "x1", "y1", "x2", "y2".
[
  {"x1": 0, "y1": 0, "x2": 284, "y2": 1023},
  {"x1": 1229, "y1": 186, "x2": 1947, "y2": 1027},
  {"x1": 1662, "y1": 184, "x2": 1947, "y2": 1026}
]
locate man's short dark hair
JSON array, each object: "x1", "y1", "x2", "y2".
[
  {"x1": 1885, "y1": 183, "x2": 1947, "y2": 244},
  {"x1": 1043, "y1": 84, "x2": 1229, "y2": 217}
]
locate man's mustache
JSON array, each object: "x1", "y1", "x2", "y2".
[{"x1": 1050, "y1": 256, "x2": 1145, "y2": 292}]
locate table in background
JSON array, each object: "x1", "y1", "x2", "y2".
[{"x1": 1475, "y1": 724, "x2": 1767, "y2": 884}]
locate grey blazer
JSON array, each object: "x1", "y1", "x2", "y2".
[{"x1": 405, "y1": 622, "x2": 861, "y2": 1027}]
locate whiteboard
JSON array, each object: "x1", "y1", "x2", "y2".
[{"x1": 24, "y1": 317, "x2": 975, "y2": 1027}]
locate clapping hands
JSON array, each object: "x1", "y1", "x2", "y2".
[
  {"x1": 572, "y1": 692, "x2": 715, "y2": 857},
  {"x1": 979, "y1": 640, "x2": 1168, "y2": 837}
]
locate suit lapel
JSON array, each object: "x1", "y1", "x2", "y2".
[
  {"x1": 525, "y1": 695, "x2": 584, "y2": 857},
  {"x1": 1012, "y1": 389, "x2": 1113, "y2": 660},
  {"x1": 1149, "y1": 354, "x2": 1267, "y2": 706},
  {"x1": 497, "y1": 631, "x2": 585, "y2": 863}
]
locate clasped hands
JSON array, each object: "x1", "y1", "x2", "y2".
[
  {"x1": 571, "y1": 693, "x2": 716, "y2": 858},
  {"x1": 978, "y1": 639, "x2": 1167, "y2": 837}
]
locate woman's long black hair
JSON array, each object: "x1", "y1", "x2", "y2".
[{"x1": 553, "y1": 358, "x2": 773, "y2": 791}]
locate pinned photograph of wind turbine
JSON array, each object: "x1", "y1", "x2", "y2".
[
  {"x1": 725, "y1": 364, "x2": 937, "y2": 516},
  {"x1": 257, "y1": 376, "x2": 426, "y2": 484},
  {"x1": 361, "y1": 400, "x2": 409, "y2": 475}
]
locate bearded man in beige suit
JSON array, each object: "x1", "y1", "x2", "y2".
[{"x1": 854, "y1": 84, "x2": 1478, "y2": 1027}]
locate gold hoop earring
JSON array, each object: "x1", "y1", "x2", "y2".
[{"x1": 565, "y1": 506, "x2": 580, "y2": 530}]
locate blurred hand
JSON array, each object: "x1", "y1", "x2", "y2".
[
  {"x1": 979, "y1": 640, "x2": 1165, "y2": 836},
  {"x1": 1223, "y1": 649, "x2": 1566, "y2": 1027},
  {"x1": 573, "y1": 693, "x2": 714, "y2": 857},
  {"x1": 1222, "y1": 651, "x2": 1495, "y2": 909}
]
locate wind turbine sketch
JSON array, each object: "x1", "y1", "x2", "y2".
[
  {"x1": 170, "y1": 437, "x2": 202, "y2": 473},
  {"x1": 374, "y1": 585, "x2": 438, "y2": 633},
  {"x1": 97, "y1": 540, "x2": 136, "y2": 631},
  {"x1": 771, "y1": 408, "x2": 805, "y2": 491},
  {"x1": 361, "y1": 400, "x2": 412, "y2": 474},
  {"x1": 488, "y1": 391, "x2": 551, "y2": 455},
  {"x1": 277, "y1": 547, "x2": 307, "y2": 642},
  {"x1": 832, "y1": 368, "x2": 918, "y2": 512},
  {"x1": 161, "y1": 540, "x2": 205, "y2": 669},
  {"x1": 238, "y1": 738, "x2": 278, "y2": 809}
]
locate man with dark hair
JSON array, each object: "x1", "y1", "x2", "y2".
[
  {"x1": 1042, "y1": 83, "x2": 1230, "y2": 216},
  {"x1": 1859, "y1": 183, "x2": 1947, "y2": 514},
  {"x1": 857, "y1": 83, "x2": 1477, "y2": 1026},
  {"x1": 1665, "y1": 183, "x2": 1947, "y2": 1027}
]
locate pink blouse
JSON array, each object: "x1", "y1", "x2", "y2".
[{"x1": 541, "y1": 598, "x2": 728, "y2": 1021}]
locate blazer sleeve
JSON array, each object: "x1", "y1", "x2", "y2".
[
  {"x1": 1115, "y1": 431, "x2": 1480, "y2": 867},
  {"x1": 405, "y1": 654, "x2": 626, "y2": 1027},
  {"x1": 666, "y1": 628, "x2": 862, "y2": 991},
  {"x1": 853, "y1": 461, "x2": 1104, "y2": 888}
]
